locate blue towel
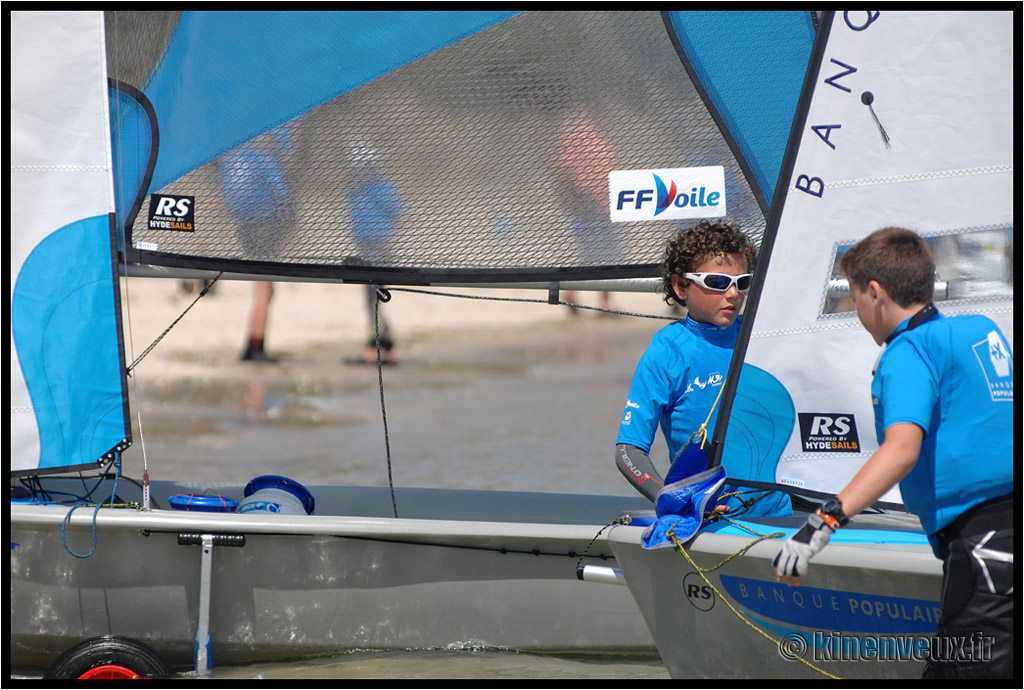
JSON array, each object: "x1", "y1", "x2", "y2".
[
  {"x1": 664, "y1": 431, "x2": 712, "y2": 485},
  {"x1": 642, "y1": 465, "x2": 727, "y2": 549}
]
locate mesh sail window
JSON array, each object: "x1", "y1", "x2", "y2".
[{"x1": 107, "y1": 11, "x2": 777, "y2": 284}]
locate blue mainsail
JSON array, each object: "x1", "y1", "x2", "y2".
[
  {"x1": 665, "y1": 11, "x2": 816, "y2": 210},
  {"x1": 107, "y1": 11, "x2": 772, "y2": 283}
]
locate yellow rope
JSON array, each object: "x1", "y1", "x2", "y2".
[
  {"x1": 78, "y1": 501, "x2": 146, "y2": 511},
  {"x1": 695, "y1": 374, "x2": 728, "y2": 452},
  {"x1": 642, "y1": 379, "x2": 838, "y2": 676},
  {"x1": 666, "y1": 519, "x2": 841, "y2": 679}
]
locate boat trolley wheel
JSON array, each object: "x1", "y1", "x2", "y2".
[{"x1": 43, "y1": 635, "x2": 176, "y2": 680}]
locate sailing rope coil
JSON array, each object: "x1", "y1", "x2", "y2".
[{"x1": 60, "y1": 456, "x2": 126, "y2": 559}]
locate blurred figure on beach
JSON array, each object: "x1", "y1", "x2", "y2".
[
  {"x1": 217, "y1": 120, "x2": 301, "y2": 362},
  {"x1": 345, "y1": 144, "x2": 405, "y2": 365},
  {"x1": 555, "y1": 114, "x2": 616, "y2": 315}
]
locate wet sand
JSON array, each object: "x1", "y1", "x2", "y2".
[{"x1": 122, "y1": 278, "x2": 667, "y2": 380}]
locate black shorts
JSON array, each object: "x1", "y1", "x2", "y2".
[{"x1": 924, "y1": 494, "x2": 1014, "y2": 679}]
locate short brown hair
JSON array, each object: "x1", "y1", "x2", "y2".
[
  {"x1": 840, "y1": 227, "x2": 935, "y2": 307},
  {"x1": 661, "y1": 219, "x2": 756, "y2": 306}
]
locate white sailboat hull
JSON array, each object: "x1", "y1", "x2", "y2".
[
  {"x1": 607, "y1": 513, "x2": 942, "y2": 679},
  {"x1": 11, "y1": 481, "x2": 655, "y2": 670}
]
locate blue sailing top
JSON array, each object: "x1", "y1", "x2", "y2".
[
  {"x1": 873, "y1": 311, "x2": 1013, "y2": 553},
  {"x1": 618, "y1": 314, "x2": 791, "y2": 517},
  {"x1": 349, "y1": 167, "x2": 405, "y2": 249},
  {"x1": 618, "y1": 316, "x2": 738, "y2": 461}
]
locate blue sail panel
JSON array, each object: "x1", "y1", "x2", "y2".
[
  {"x1": 11, "y1": 214, "x2": 130, "y2": 474},
  {"x1": 110, "y1": 11, "x2": 771, "y2": 283},
  {"x1": 666, "y1": 11, "x2": 816, "y2": 209},
  {"x1": 145, "y1": 10, "x2": 519, "y2": 192}
]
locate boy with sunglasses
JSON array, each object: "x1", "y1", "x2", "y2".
[
  {"x1": 615, "y1": 219, "x2": 791, "y2": 517},
  {"x1": 773, "y1": 227, "x2": 1013, "y2": 678}
]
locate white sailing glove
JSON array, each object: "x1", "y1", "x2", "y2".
[
  {"x1": 774, "y1": 498, "x2": 849, "y2": 583},
  {"x1": 773, "y1": 512, "x2": 834, "y2": 582}
]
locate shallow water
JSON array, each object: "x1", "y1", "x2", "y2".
[
  {"x1": 131, "y1": 314, "x2": 672, "y2": 497},
  {"x1": 201, "y1": 648, "x2": 668, "y2": 680}
]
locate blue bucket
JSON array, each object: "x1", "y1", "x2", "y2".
[
  {"x1": 239, "y1": 475, "x2": 315, "y2": 516},
  {"x1": 168, "y1": 494, "x2": 240, "y2": 513}
]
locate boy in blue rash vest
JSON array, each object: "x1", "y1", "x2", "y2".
[
  {"x1": 773, "y1": 228, "x2": 1014, "y2": 679},
  {"x1": 615, "y1": 220, "x2": 792, "y2": 517}
]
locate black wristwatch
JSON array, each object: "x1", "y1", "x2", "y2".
[{"x1": 818, "y1": 498, "x2": 850, "y2": 528}]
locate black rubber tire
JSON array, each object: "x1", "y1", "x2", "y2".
[{"x1": 42, "y1": 635, "x2": 176, "y2": 679}]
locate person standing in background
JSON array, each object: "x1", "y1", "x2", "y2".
[
  {"x1": 345, "y1": 144, "x2": 405, "y2": 366},
  {"x1": 218, "y1": 120, "x2": 301, "y2": 363}
]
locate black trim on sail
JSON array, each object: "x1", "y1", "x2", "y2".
[
  {"x1": 719, "y1": 477, "x2": 906, "y2": 513},
  {"x1": 122, "y1": 250, "x2": 661, "y2": 286},
  {"x1": 706, "y1": 14, "x2": 836, "y2": 472},
  {"x1": 109, "y1": 79, "x2": 160, "y2": 242},
  {"x1": 107, "y1": 205, "x2": 133, "y2": 466}
]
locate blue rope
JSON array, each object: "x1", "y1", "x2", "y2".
[{"x1": 60, "y1": 456, "x2": 123, "y2": 559}]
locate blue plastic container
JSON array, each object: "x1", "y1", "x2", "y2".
[{"x1": 168, "y1": 494, "x2": 240, "y2": 513}]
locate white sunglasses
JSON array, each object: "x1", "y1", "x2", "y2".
[{"x1": 684, "y1": 272, "x2": 753, "y2": 292}]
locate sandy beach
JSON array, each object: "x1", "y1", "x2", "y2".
[{"x1": 121, "y1": 276, "x2": 671, "y2": 383}]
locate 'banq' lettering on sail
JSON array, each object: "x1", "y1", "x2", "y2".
[{"x1": 609, "y1": 166, "x2": 726, "y2": 222}]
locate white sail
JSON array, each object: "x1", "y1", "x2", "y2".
[
  {"x1": 741, "y1": 11, "x2": 1014, "y2": 501},
  {"x1": 10, "y1": 11, "x2": 127, "y2": 474}
]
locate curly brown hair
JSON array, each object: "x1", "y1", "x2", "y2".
[{"x1": 661, "y1": 219, "x2": 756, "y2": 306}]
